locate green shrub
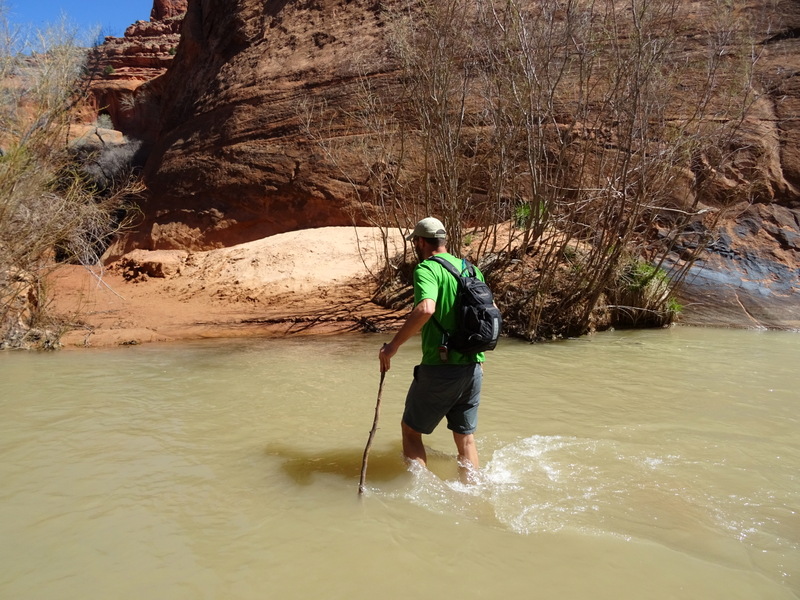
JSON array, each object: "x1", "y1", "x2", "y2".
[
  {"x1": 624, "y1": 261, "x2": 668, "y2": 292},
  {"x1": 666, "y1": 296, "x2": 683, "y2": 315},
  {"x1": 513, "y1": 202, "x2": 531, "y2": 228},
  {"x1": 605, "y1": 258, "x2": 679, "y2": 328}
]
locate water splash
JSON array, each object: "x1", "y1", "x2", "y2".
[{"x1": 379, "y1": 433, "x2": 799, "y2": 579}]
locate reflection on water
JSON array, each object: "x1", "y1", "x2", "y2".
[{"x1": 0, "y1": 328, "x2": 798, "y2": 599}]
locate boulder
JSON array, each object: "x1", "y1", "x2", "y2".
[
  {"x1": 114, "y1": 249, "x2": 189, "y2": 280},
  {"x1": 69, "y1": 125, "x2": 126, "y2": 147}
]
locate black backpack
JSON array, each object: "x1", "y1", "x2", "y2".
[{"x1": 429, "y1": 255, "x2": 502, "y2": 355}]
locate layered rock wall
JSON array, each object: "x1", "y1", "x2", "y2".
[
  {"x1": 127, "y1": 0, "x2": 390, "y2": 251},
  {"x1": 102, "y1": 0, "x2": 799, "y2": 327},
  {"x1": 86, "y1": 1, "x2": 186, "y2": 141}
]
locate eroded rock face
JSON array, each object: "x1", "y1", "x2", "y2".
[
  {"x1": 105, "y1": 0, "x2": 798, "y2": 327},
  {"x1": 116, "y1": 0, "x2": 391, "y2": 254},
  {"x1": 152, "y1": 0, "x2": 188, "y2": 20},
  {"x1": 671, "y1": 205, "x2": 800, "y2": 329},
  {"x1": 86, "y1": 1, "x2": 186, "y2": 141},
  {"x1": 670, "y1": 3, "x2": 800, "y2": 328}
]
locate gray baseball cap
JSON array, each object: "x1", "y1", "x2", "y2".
[{"x1": 406, "y1": 217, "x2": 447, "y2": 240}]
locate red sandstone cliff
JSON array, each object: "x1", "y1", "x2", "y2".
[
  {"x1": 109, "y1": 1, "x2": 800, "y2": 248},
  {"x1": 131, "y1": 0, "x2": 391, "y2": 250},
  {"x1": 86, "y1": 0, "x2": 186, "y2": 141},
  {"x1": 152, "y1": 0, "x2": 188, "y2": 20},
  {"x1": 101, "y1": 0, "x2": 799, "y2": 328}
]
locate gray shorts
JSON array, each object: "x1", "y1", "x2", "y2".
[{"x1": 402, "y1": 363, "x2": 483, "y2": 435}]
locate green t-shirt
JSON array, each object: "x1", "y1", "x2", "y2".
[{"x1": 414, "y1": 253, "x2": 486, "y2": 366}]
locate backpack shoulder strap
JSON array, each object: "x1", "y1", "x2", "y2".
[
  {"x1": 429, "y1": 255, "x2": 461, "y2": 279},
  {"x1": 429, "y1": 255, "x2": 475, "y2": 279},
  {"x1": 426, "y1": 255, "x2": 463, "y2": 338}
]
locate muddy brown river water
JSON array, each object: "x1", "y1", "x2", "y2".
[{"x1": 1, "y1": 327, "x2": 798, "y2": 599}]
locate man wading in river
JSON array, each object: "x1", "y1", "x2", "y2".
[{"x1": 378, "y1": 217, "x2": 486, "y2": 482}]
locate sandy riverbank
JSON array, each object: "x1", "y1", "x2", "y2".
[{"x1": 50, "y1": 227, "x2": 407, "y2": 348}]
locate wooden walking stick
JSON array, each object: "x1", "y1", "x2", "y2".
[{"x1": 358, "y1": 369, "x2": 386, "y2": 496}]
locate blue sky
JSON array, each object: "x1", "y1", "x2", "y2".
[{"x1": 4, "y1": 0, "x2": 154, "y2": 39}]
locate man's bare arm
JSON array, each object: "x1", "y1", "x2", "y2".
[{"x1": 378, "y1": 298, "x2": 435, "y2": 372}]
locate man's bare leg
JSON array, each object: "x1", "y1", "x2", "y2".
[
  {"x1": 401, "y1": 421, "x2": 427, "y2": 467},
  {"x1": 453, "y1": 432, "x2": 479, "y2": 483}
]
